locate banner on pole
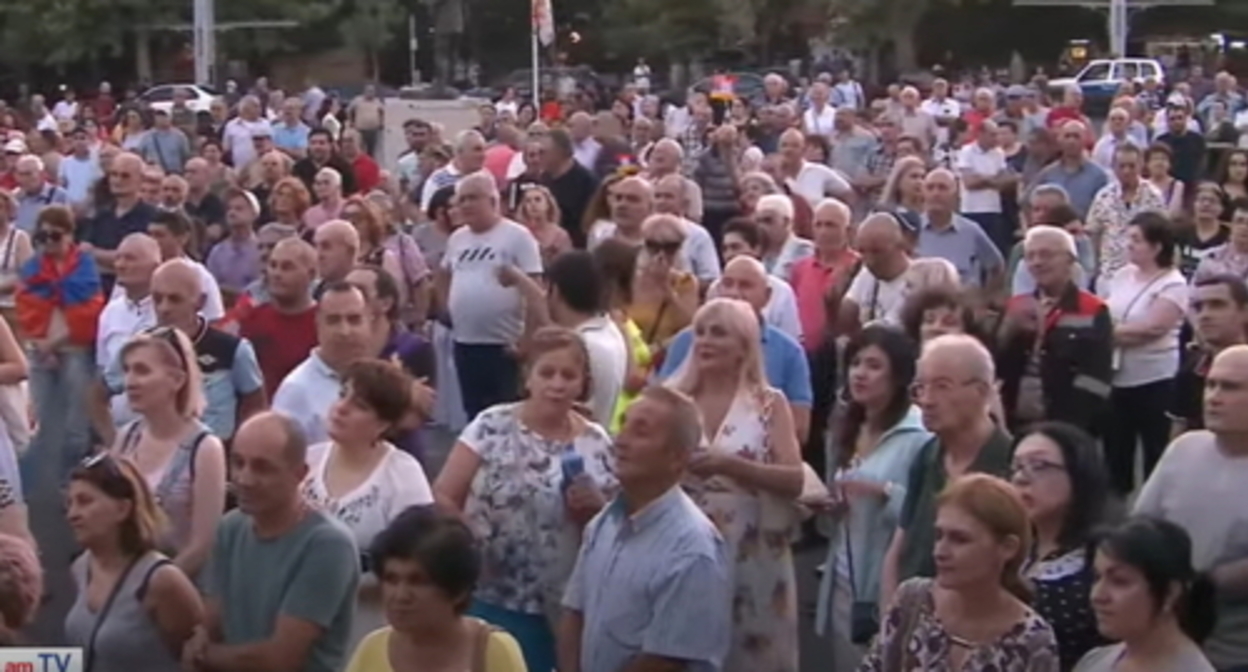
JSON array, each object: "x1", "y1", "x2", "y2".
[{"x1": 532, "y1": 0, "x2": 555, "y2": 46}]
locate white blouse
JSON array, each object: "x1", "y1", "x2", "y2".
[{"x1": 301, "y1": 441, "x2": 434, "y2": 549}]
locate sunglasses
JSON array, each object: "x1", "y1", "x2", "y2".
[
  {"x1": 644, "y1": 239, "x2": 682, "y2": 255},
  {"x1": 145, "y1": 325, "x2": 190, "y2": 371},
  {"x1": 76, "y1": 452, "x2": 138, "y2": 498},
  {"x1": 33, "y1": 229, "x2": 65, "y2": 245}
]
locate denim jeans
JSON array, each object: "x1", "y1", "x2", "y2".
[{"x1": 22, "y1": 348, "x2": 93, "y2": 497}]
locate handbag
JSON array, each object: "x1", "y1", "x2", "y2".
[{"x1": 845, "y1": 530, "x2": 879, "y2": 644}]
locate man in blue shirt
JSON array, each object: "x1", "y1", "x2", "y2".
[
  {"x1": 657, "y1": 256, "x2": 813, "y2": 442},
  {"x1": 561, "y1": 386, "x2": 731, "y2": 672}
]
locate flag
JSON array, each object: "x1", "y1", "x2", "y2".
[{"x1": 532, "y1": 0, "x2": 555, "y2": 47}]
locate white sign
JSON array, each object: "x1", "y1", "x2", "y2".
[{"x1": 0, "y1": 649, "x2": 83, "y2": 672}]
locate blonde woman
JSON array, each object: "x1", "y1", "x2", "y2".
[
  {"x1": 110, "y1": 327, "x2": 227, "y2": 579},
  {"x1": 879, "y1": 156, "x2": 927, "y2": 211},
  {"x1": 516, "y1": 184, "x2": 572, "y2": 267},
  {"x1": 268, "y1": 177, "x2": 312, "y2": 231},
  {"x1": 626, "y1": 214, "x2": 699, "y2": 352},
  {"x1": 666, "y1": 297, "x2": 804, "y2": 672}
]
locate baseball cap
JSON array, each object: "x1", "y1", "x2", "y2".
[
  {"x1": 1005, "y1": 84, "x2": 1030, "y2": 98},
  {"x1": 2, "y1": 139, "x2": 25, "y2": 154}
]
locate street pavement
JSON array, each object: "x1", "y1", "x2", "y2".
[{"x1": 22, "y1": 427, "x2": 836, "y2": 670}]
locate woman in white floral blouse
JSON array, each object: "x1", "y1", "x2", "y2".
[{"x1": 434, "y1": 326, "x2": 616, "y2": 672}]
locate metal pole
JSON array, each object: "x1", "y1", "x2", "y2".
[
  {"x1": 1109, "y1": 0, "x2": 1128, "y2": 57},
  {"x1": 531, "y1": 30, "x2": 540, "y2": 104},
  {"x1": 408, "y1": 14, "x2": 419, "y2": 85},
  {"x1": 192, "y1": 0, "x2": 215, "y2": 86}
]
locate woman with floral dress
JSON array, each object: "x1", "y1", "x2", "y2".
[
  {"x1": 666, "y1": 298, "x2": 805, "y2": 672},
  {"x1": 860, "y1": 474, "x2": 1059, "y2": 672},
  {"x1": 433, "y1": 327, "x2": 616, "y2": 672}
]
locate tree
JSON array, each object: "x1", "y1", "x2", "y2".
[
  {"x1": 828, "y1": 0, "x2": 979, "y2": 72},
  {"x1": 336, "y1": 0, "x2": 407, "y2": 79}
]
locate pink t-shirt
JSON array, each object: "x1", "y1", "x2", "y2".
[
  {"x1": 789, "y1": 249, "x2": 860, "y2": 348},
  {"x1": 484, "y1": 145, "x2": 517, "y2": 187},
  {"x1": 302, "y1": 200, "x2": 343, "y2": 231}
]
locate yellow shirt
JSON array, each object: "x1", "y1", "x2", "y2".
[
  {"x1": 610, "y1": 319, "x2": 651, "y2": 434},
  {"x1": 345, "y1": 624, "x2": 528, "y2": 672}
]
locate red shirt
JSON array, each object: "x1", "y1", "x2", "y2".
[
  {"x1": 352, "y1": 154, "x2": 382, "y2": 195},
  {"x1": 1045, "y1": 107, "x2": 1095, "y2": 148},
  {"x1": 789, "y1": 249, "x2": 860, "y2": 348},
  {"x1": 239, "y1": 303, "x2": 319, "y2": 399},
  {"x1": 0, "y1": 172, "x2": 15, "y2": 191},
  {"x1": 961, "y1": 109, "x2": 992, "y2": 145}
]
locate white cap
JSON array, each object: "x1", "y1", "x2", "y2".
[{"x1": 2, "y1": 139, "x2": 25, "y2": 154}]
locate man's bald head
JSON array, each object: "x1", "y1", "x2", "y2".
[
  {"x1": 718, "y1": 256, "x2": 770, "y2": 313},
  {"x1": 921, "y1": 333, "x2": 995, "y2": 382},
  {"x1": 152, "y1": 258, "x2": 202, "y2": 295},
  {"x1": 313, "y1": 220, "x2": 360, "y2": 250},
  {"x1": 724, "y1": 255, "x2": 766, "y2": 282},
  {"x1": 113, "y1": 152, "x2": 143, "y2": 172},
  {"x1": 151, "y1": 258, "x2": 204, "y2": 325},
  {"x1": 1206, "y1": 345, "x2": 1248, "y2": 434},
  {"x1": 118, "y1": 233, "x2": 161, "y2": 263},
  {"x1": 237, "y1": 411, "x2": 307, "y2": 467},
  {"x1": 857, "y1": 211, "x2": 904, "y2": 242},
  {"x1": 270, "y1": 236, "x2": 317, "y2": 268},
  {"x1": 813, "y1": 198, "x2": 851, "y2": 225}
]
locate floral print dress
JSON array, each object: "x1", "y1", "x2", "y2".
[
  {"x1": 684, "y1": 389, "x2": 798, "y2": 672},
  {"x1": 859, "y1": 577, "x2": 1060, "y2": 672},
  {"x1": 459, "y1": 402, "x2": 616, "y2": 622}
]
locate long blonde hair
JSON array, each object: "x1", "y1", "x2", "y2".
[
  {"x1": 119, "y1": 327, "x2": 206, "y2": 420},
  {"x1": 880, "y1": 156, "x2": 927, "y2": 210},
  {"x1": 666, "y1": 298, "x2": 767, "y2": 397}
]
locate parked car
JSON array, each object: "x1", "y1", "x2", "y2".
[
  {"x1": 139, "y1": 84, "x2": 217, "y2": 114},
  {"x1": 1049, "y1": 58, "x2": 1165, "y2": 113}
]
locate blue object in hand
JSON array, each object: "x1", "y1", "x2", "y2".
[{"x1": 561, "y1": 449, "x2": 585, "y2": 492}]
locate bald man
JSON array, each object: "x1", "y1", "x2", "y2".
[
  {"x1": 240, "y1": 237, "x2": 319, "y2": 399},
  {"x1": 880, "y1": 334, "x2": 1013, "y2": 608},
  {"x1": 192, "y1": 411, "x2": 359, "y2": 672},
  {"x1": 94, "y1": 233, "x2": 162, "y2": 383},
  {"x1": 98, "y1": 259, "x2": 266, "y2": 442},
  {"x1": 312, "y1": 220, "x2": 359, "y2": 298},
  {"x1": 920, "y1": 168, "x2": 1006, "y2": 288},
  {"x1": 839, "y1": 213, "x2": 913, "y2": 330},
  {"x1": 1029, "y1": 120, "x2": 1108, "y2": 219},
  {"x1": 589, "y1": 176, "x2": 653, "y2": 248},
  {"x1": 81, "y1": 152, "x2": 160, "y2": 294},
  {"x1": 659, "y1": 256, "x2": 813, "y2": 442},
  {"x1": 1136, "y1": 345, "x2": 1248, "y2": 671}
]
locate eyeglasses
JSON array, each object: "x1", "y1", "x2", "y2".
[
  {"x1": 1010, "y1": 459, "x2": 1066, "y2": 480},
  {"x1": 33, "y1": 229, "x2": 64, "y2": 245}
]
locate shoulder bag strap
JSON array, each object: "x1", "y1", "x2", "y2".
[
  {"x1": 83, "y1": 555, "x2": 143, "y2": 672},
  {"x1": 2, "y1": 229, "x2": 16, "y2": 271},
  {"x1": 883, "y1": 579, "x2": 930, "y2": 672},
  {"x1": 154, "y1": 429, "x2": 210, "y2": 505},
  {"x1": 118, "y1": 421, "x2": 144, "y2": 455},
  {"x1": 643, "y1": 298, "x2": 670, "y2": 347}
]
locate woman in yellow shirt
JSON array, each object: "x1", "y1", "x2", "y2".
[{"x1": 345, "y1": 506, "x2": 528, "y2": 672}]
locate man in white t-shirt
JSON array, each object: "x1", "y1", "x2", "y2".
[
  {"x1": 506, "y1": 251, "x2": 627, "y2": 427},
  {"x1": 114, "y1": 209, "x2": 225, "y2": 321},
  {"x1": 920, "y1": 78, "x2": 964, "y2": 157},
  {"x1": 222, "y1": 96, "x2": 274, "y2": 168},
  {"x1": 955, "y1": 119, "x2": 1011, "y2": 253},
  {"x1": 840, "y1": 212, "x2": 913, "y2": 329},
  {"x1": 437, "y1": 172, "x2": 542, "y2": 418},
  {"x1": 1136, "y1": 345, "x2": 1248, "y2": 671},
  {"x1": 802, "y1": 82, "x2": 837, "y2": 140},
  {"x1": 776, "y1": 128, "x2": 853, "y2": 206}
]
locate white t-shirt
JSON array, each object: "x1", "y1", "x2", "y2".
[
  {"x1": 272, "y1": 350, "x2": 341, "y2": 445},
  {"x1": 787, "y1": 162, "x2": 852, "y2": 207},
  {"x1": 920, "y1": 97, "x2": 962, "y2": 147},
  {"x1": 1104, "y1": 265, "x2": 1187, "y2": 388},
  {"x1": 845, "y1": 265, "x2": 911, "y2": 327},
  {"x1": 222, "y1": 117, "x2": 273, "y2": 168},
  {"x1": 1134, "y1": 430, "x2": 1248, "y2": 669},
  {"x1": 574, "y1": 316, "x2": 628, "y2": 427},
  {"x1": 52, "y1": 100, "x2": 78, "y2": 121},
  {"x1": 803, "y1": 105, "x2": 837, "y2": 139},
  {"x1": 110, "y1": 257, "x2": 224, "y2": 321},
  {"x1": 955, "y1": 143, "x2": 1006, "y2": 214},
  {"x1": 443, "y1": 219, "x2": 542, "y2": 344}
]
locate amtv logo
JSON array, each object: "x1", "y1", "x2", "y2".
[{"x1": 0, "y1": 648, "x2": 81, "y2": 672}]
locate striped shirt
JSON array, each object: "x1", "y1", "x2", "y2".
[{"x1": 563, "y1": 486, "x2": 731, "y2": 672}]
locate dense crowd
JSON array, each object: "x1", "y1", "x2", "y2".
[{"x1": 0, "y1": 66, "x2": 1242, "y2": 672}]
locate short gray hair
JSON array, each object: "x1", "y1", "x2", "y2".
[
  {"x1": 1030, "y1": 183, "x2": 1071, "y2": 205},
  {"x1": 642, "y1": 386, "x2": 702, "y2": 453}
]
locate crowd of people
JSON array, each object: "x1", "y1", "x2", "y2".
[{"x1": 0, "y1": 65, "x2": 1241, "y2": 672}]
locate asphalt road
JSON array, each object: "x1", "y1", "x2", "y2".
[{"x1": 22, "y1": 427, "x2": 836, "y2": 670}]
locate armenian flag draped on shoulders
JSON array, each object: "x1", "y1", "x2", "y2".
[{"x1": 16, "y1": 247, "x2": 104, "y2": 347}]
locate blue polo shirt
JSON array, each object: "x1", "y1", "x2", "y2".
[
  {"x1": 272, "y1": 121, "x2": 311, "y2": 154},
  {"x1": 656, "y1": 322, "x2": 813, "y2": 407},
  {"x1": 1030, "y1": 160, "x2": 1109, "y2": 219},
  {"x1": 14, "y1": 184, "x2": 70, "y2": 233},
  {"x1": 917, "y1": 214, "x2": 1004, "y2": 288}
]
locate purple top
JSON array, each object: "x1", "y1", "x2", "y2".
[{"x1": 206, "y1": 236, "x2": 262, "y2": 293}]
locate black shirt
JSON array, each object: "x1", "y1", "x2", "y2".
[
  {"x1": 292, "y1": 155, "x2": 358, "y2": 200},
  {"x1": 1178, "y1": 224, "x2": 1230, "y2": 279},
  {"x1": 80, "y1": 200, "x2": 159, "y2": 295},
  {"x1": 543, "y1": 162, "x2": 598, "y2": 249},
  {"x1": 1172, "y1": 344, "x2": 1211, "y2": 432},
  {"x1": 1156, "y1": 131, "x2": 1207, "y2": 188}
]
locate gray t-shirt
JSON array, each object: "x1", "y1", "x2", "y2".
[
  {"x1": 207, "y1": 509, "x2": 359, "y2": 672},
  {"x1": 1135, "y1": 430, "x2": 1248, "y2": 669},
  {"x1": 1074, "y1": 642, "x2": 1214, "y2": 672}
]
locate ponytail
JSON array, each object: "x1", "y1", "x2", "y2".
[{"x1": 1178, "y1": 573, "x2": 1218, "y2": 644}]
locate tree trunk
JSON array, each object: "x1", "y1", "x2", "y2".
[{"x1": 889, "y1": 12, "x2": 922, "y2": 73}]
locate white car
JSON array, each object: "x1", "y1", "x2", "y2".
[
  {"x1": 139, "y1": 84, "x2": 217, "y2": 114},
  {"x1": 1049, "y1": 58, "x2": 1166, "y2": 110}
]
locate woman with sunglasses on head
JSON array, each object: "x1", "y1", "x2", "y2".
[
  {"x1": 1012, "y1": 422, "x2": 1115, "y2": 670},
  {"x1": 110, "y1": 327, "x2": 226, "y2": 579},
  {"x1": 16, "y1": 205, "x2": 104, "y2": 493},
  {"x1": 814, "y1": 324, "x2": 929, "y2": 670},
  {"x1": 861, "y1": 474, "x2": 1059, "y2": 671},
  {"x1": 301, "y1": 360, "x2": 434, "y2": 651},
  {"x1": 1074, "y1": 516, "x2": 1217, "y2": 671},
  {"x1": 627, "y1": 214, "x2": 698, "y2": 354},
  {"x1": 63, "y1": 453, "x2": 204, "y2": 672}
]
